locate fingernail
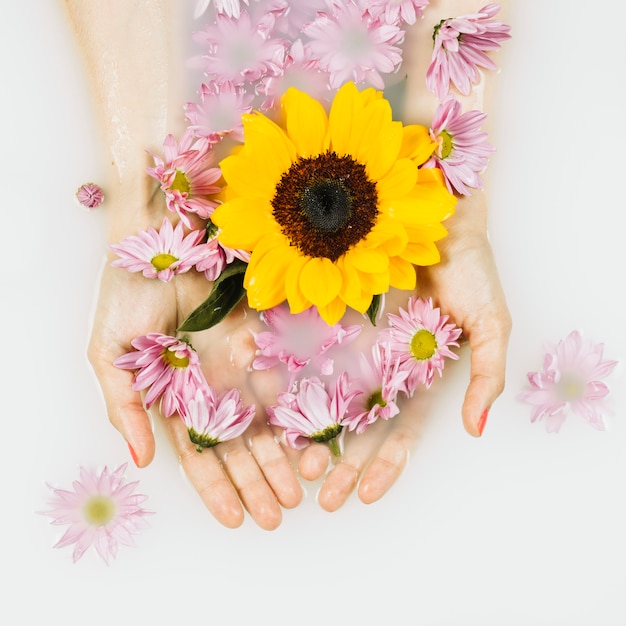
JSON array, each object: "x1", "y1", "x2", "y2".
[
  {"x1": 477, "y1": 408, "x2": 489, "y2": 436},
  {"x1": 127, "y1": 441, "x2": 139, "y2": 466}
]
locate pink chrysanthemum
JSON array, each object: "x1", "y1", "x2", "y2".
[
  {"x1": 267, "y1": 372, "x2": 360, "y2": 455},
  {"x1": 114, "y1": 333, "x2": 206, "y2": 417},
  {"x1": 40, "y1": 464, "x2": 153, "y2": 565},
  {"x1": 195, "y1": 221, "x2": 250, "y2": 281},
  {"x1": 194, "y1": 0, "x2": 249, "y2": 20},
  {"x1": 184, "y1": 80, "x2": 254, "y2": 143},
  {"x1": 382, "y1": 296, "x2": 462, "y2": 394},
  {"x1": 343, "y1": 340, "x2": 409, "y2": 434},
  {"x1": 368, "y1": 0, "x2": 429, "y2": 26},
  {"x1": 256, "y1": 38, "x2": 331, "y2": 110},
  {"x1": 302, "y1": 0, "x2": 405, "y2": 89},
  {"x1": 75, "y1": 182, "x2": 104, "y2": 209},
  {"x1": 109, "y1": 217, "x2": 214, "y2": 282},
  {"x1": 192, "y1": 10, "x2": 288, "y2": 86},
  {"x1": 423, "y1": 95, "x2": 495, "y2": 196},
  {"x1": 178, "y1": 384, "x2": 256, "y2": 452},
  {"x1": 251, "y1": 304, "x2": 362, "y2": 381},
  {"x1": 426, "y1": 3, "x2": 511, "y2": 101},
  {"x1": 146, "y1": 128, "x2": 222, "y2": 228},
  {"x1": 518, "y1": 330, "x2": 619, "y2": 433}
]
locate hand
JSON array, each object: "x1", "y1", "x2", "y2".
[
  {"x1": 294, "y1": 191, "x2": 512, "y2": 511},
  {"x1": 88, "y1": 217, "x2": 302, "y2": 531}
]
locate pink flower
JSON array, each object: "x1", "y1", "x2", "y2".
[
  {"x1": 426, "y1": 3, "x2": 511, "y2": 100},
  {"x1": 267, "y1": 372, "x2": 360, "y2": 455},
  {"x1": 75, "y1": 182, "x2": 104, "y2": 209},
  {"x1": 40, "y1": 464, "x2": 153, "y2": 565},
  {"x1": 382, "y1": 296, "x2": 462, "y2": 394},
  {"x1": 109, "y1": 217, "x2": 214, "y2": 282},
  {"x1": 368, "y1": 0, "x2": 429, "y2": 26},
  {"x1": 343, "y1": 341, "x2": 409, "y2": 434},
  {"x1": 251, "y1": 304, "x2": 362, "y2": 382},
  {"x1": 184, "y1": 80, "x2": 254, "y2": 143},
  {"x1": 423, "y1": 95, "x2": 495, "y2": 196},
  {"x1": 114, "y1": 334, "x2": 206, "y2": 417},
  {"x1": 178, "y1": 384, "x2": 255, "y2": 452},
  {"x1": 518, "y1": 330, "x2": 619, "y2": 433},
  {"x1": 146, "y1": 128, "x2": 222, "y2": 227},
  {"x1": 302, "y1": 0, "x2": 405, "y2": 89},
  {"x1": 192, "y1": 10, "x2": 288, "y2": 86},
  {"x1": 195, "y1": 221, "x2": 250, "y2": 281},
  {"x1": 194, "y1": 0, "x2": 249, "y2": 20}
]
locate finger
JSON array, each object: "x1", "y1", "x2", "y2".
[
  {"x1": 212, "y1": 436, "x2": 284, "y2": 531},
  {"x1": 244, "y1": 420, "x2": 303, "y2": 509},
  {"x1": 317, "y1": 419, "x2": 389, "y2": 512},
  {"x1": 298, "y1": 442, "x2": 331, "y2": 481},
  {"x1": 164, "y1": 415, "x2": 246, "y2": 529},
  {"x1": 88, "y1": 342, "x2": 156, "y2": 467},
  {"x1": 462, "y1": 316, "x2": 511, "y2": 436}
]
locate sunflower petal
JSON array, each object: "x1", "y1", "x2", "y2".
[
  {"x1": 316, "y1": 298, "x2": 348, "y2": 326},
  {"x1": 299, "y1": 257, "x2": 342, "y2": 307},
  {"x1": 212, "y1": 197, "x2": 276, "y2": 249},
  {"x1": 400, "y1": 124, "x2": 437, "y2": 165},
  {"x1": 281, "y1": 87, "x2": 330, "y2": 157},
  {"x1": 388, "y1": 256, "x2": 417, "y2": 290}
]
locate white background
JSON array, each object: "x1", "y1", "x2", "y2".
[{"x1": 2, "y1": 2, "x2": 625, "y2": 625}]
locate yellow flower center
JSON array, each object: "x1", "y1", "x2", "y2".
[
  {"x1": 437, "y1": 130, "x2": 454, "y2": 159},
  {"x1": 367, "y1": 390, "x2": 386, "y2": 410},
  {"x1": 151, "y1": 253, "x2": 178, "y2": 271},
  {"x1": 170, "y1": 169, "x2": 191, "y2": 195},
  {"x1": 272, "y1": 151, "x2": 379, "y2": 261},
  {"x1": 162, "y1": 347, "x2": 190, "y2": 369},
  {"x1": 555, "y1": 372, "x2": 584, "y2": 401},
  {"x1": 83, "y1": 495, "x2": 116, "y2": 526},
  {"x1": 410, "y1": 329, "x2": 438, "y2": 361}
]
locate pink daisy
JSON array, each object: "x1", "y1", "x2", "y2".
[
  {"x1": 109, "y1": 217, "x2": 214, "y2": 282},
  {"x1": 267, "y1": 372, "x2": 360, "y2": 455},
  {"x1": 423, "y1": 95, "x2": 495, "y2": 196},
  {"x1": 178, "y1": 384, "x2": 256, "y2": 452},
  {"x1": 251, "y1": 304, "x2": 362, "y2": 381},
  {"x1": 146, "y1": 128, "x2": 222, "y2": 228},
  {"x1": 195, "y1": 220, "x2": 250, "y2": 281},
  {"x1": 302, "y1": 0, "x2": 405, "y2": 89},
  {"x1": 194, "y1": 0, "x2": 249, "y2": 20},
  {"x1": 192, "y1": 10, "x2": 288, "y2": 86},
  {"x1": 114, "y1": 333, "x2": 207, "y2": 417},
  {"x1": 40, "y1": 464, "x2": 153, "y2": 565},
  {"x1": 184, "y1": 80, "x2": 254, "y2": 143},
  {"x1": 382, "y1": 296, "x2": 462, "y2": 394},
  {"x1": 368, "y1": 0, "x2": 429, "y2": 26},
  {"x1": 518, "y1": 330, "x2": 619, "y2": 433},
  {"x1": 426, "y1": 3, "x2": 511, "y2": 101},
  {"x1": 343, "y1": 340, "x2": 409, "y2": 434},
  {"x1": 75, "y1": 182, "x2": 104, "y2": 209}
]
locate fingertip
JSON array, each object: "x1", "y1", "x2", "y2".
[{"x1": 298, "y1": 443, "x2": 330, "y2": 481}]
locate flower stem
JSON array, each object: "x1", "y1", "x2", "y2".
[{"x1": 327, "y1": 437, "x2": 341, "y2": 457}]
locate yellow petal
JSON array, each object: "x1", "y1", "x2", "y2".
[
  {"x1": 399, "y1": 124, "x2": 437, "y2": 166},
  {"x1": 388, "y1": 256, "x2": 417, "y2": 290},
  {"x1": 328, "y1": 82, "x2": 359, "y2": 156},
  {"x1": 316, "y1": 297, "x2": 347, "y2": 326},
  {"x1": 336, "y1": 255, "x2": 362, "y2": 305},
  {"x1": 401, "y1": 241, "x2": 441, "y2": 266},
  {"x1": 212, "y1": 197, "x2": 276, "y2": 250},
  {"x1": 298, "y1": 257, "x2": 342, "y2": 308},
  {"x1": 366, "y1": 217, "x2": 408, "y2": 257},
  {"x1": 376, "y1": 158, "x2": 418, "y2": 200},
  {"x1": 285, "y1": 254, "x2": 312, "y2": 314},
  {"x1": 281, "y1": 87, "x2": 329, "y2": 157},
  {"x1": 344, "y1": 245, "x2": 389, "y2": 273},
  {"x1": 244, "y1": 237, "x2": 290, "y2": 310}
]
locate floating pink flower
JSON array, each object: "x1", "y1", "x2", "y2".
[
  {"x1": 40, "y1": 464, "x2": 153, "y2": 565},
  {"x1": 267, "y1": 372, "x2": 360, "y2": 455},
  {"x1": 302, "y1": 0, "x2": 405, "y2": 89},
  {"x1": 426, "y1": 3, "x2": 511, "y2": 101},
  {"x1": 146, "y1": 128, "x2": 222, "y2": 227},
  {"x1": 343, "y1": 341, "x2": 409, "y2": 434},
  {"x1": 251, "y1": 304, "x2": 362, "y2": 381},
  {"x1": 518, "y1": 330, "x2": 619, "y2": 433},
  {"x1": 178, "y1": 384, "x2": 256, "y2": 452},
  {"x1": 75, "y1": 182, "x2": 104, "y2": 209},
  {"x1": 184, "y1": 80, "x2": 254, "y2": 143},
  {"x1": 192, "y1": 10, "x2": 288, "y2": 86},
  {"x1": 109, "y1": 217, "x2": 214, "y2": 282},
  {"x1": 114, "y1": 333, "x2": 206, "y2": 417},
  {"x1": 423, "y1": 95, "x2": 495, "y2": 196},
  {"x1": 368, "y1": 0, "x2": 429, "y2": 26},
  {"x1": 382, "y1": 296, "x2": 462, "y2": 394},
  {"x1": 194, "y1": 0, "x2": 249, "y2": 20}
]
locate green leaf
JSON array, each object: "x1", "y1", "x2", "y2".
[
  {"x1": 366, "y1": 294, "x2": 382, "y2": 326},
  {"x1": 177, "y1": 260, "x2": 247, "y2": 332}
]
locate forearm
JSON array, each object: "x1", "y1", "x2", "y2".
[{"x1": 61, "y1": 0, "x2": 186, "y2": 239}]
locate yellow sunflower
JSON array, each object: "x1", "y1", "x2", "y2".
[{"x1": 211, "y1": 81, "x2": 456, "y2": 325}]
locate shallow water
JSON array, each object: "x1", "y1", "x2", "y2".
[{"x1": 3, "y1": 2, "x2": 626, "y2": 625}]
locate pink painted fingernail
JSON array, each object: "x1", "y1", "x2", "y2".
[
  {"x1": 127, "y1": 442, "x2": 139, "y2": 466},
  {"x1": 477, "y1": 408, "x2": 489, "y2": 436}
]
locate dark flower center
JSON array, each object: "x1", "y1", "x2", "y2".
[{"x1": 272, "y1": 151, "x2": 379, "y2": 262}]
